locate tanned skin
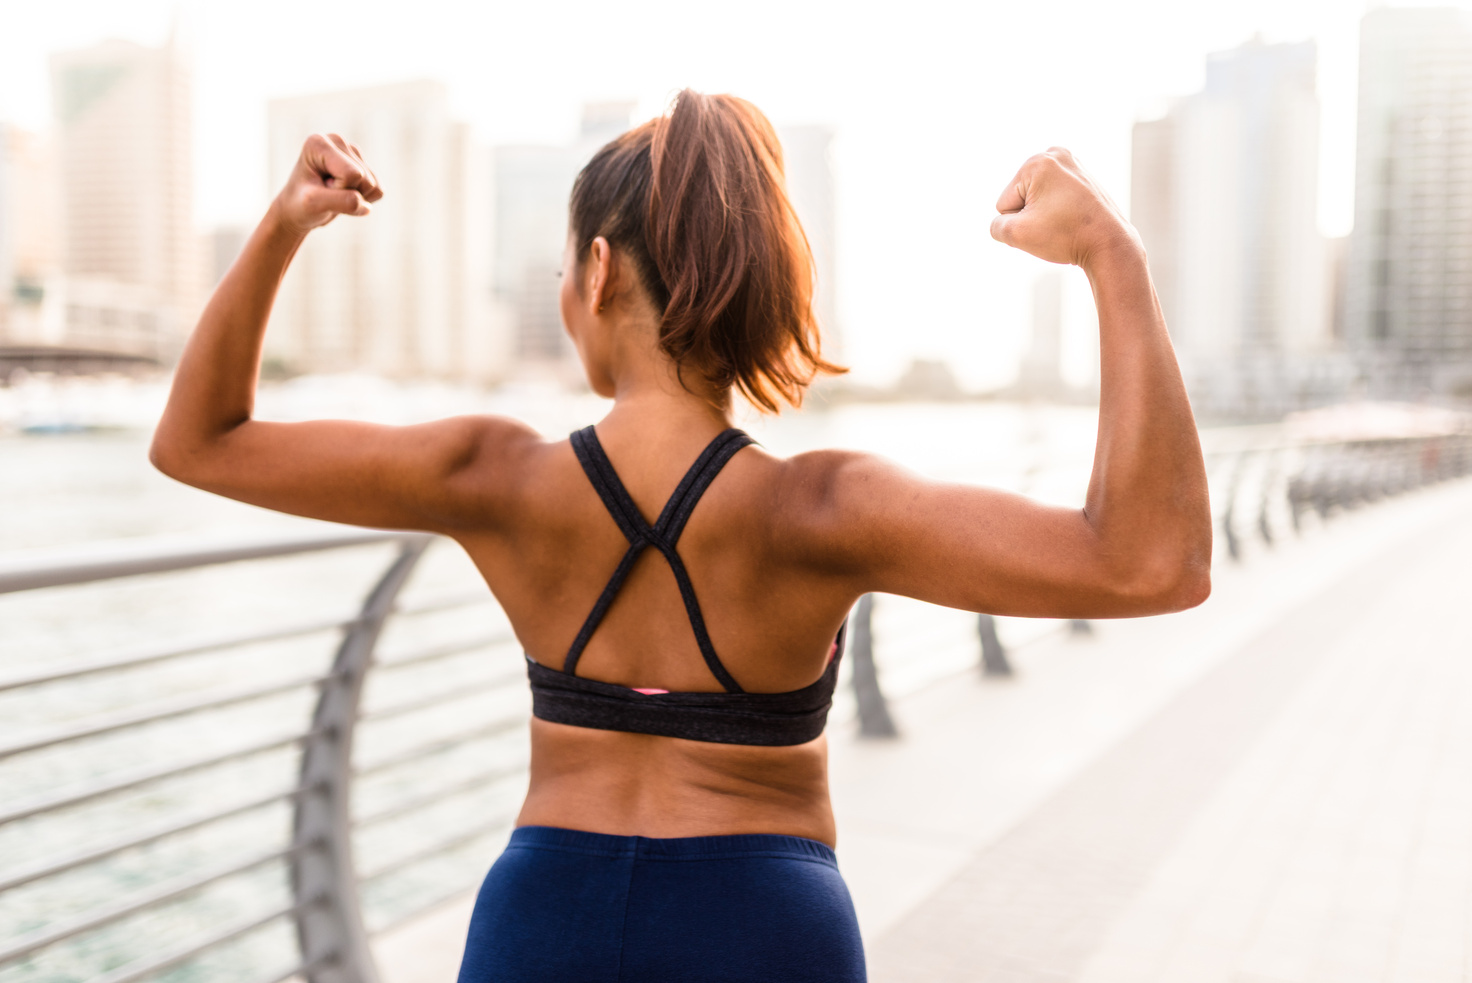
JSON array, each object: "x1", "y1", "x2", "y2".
[{"x1": 152, "y1": 134, "x2": 1211, "y2": 848}]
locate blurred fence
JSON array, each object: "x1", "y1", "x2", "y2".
[
  {"x1": 1208, "y1": 428, "x2": 1472, "y2": 561},
  {"x1": 850, "y1": 425, "x2": 1472, "y2": 735},
  {"x1": 0, "y1": 530, "x2": 524, "y2": 983},
  {"x1": 2, "y1": 424, "x2": 1470, "y2": 983}
]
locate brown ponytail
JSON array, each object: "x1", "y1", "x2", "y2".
[{"x1": 569, "y1": 89, "x2": 844, "y2": 412}]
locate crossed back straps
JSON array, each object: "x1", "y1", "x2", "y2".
[{"x1": 563, "y1": 426, "x2": 756, "y2": 694}]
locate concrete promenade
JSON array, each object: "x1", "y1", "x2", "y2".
[
  {"x1": 857, "y1": 478, "x2": 1472, "y2": 982},
  {"x1": 377, "y1": 477, "x2": 1472, "y2": 982}
]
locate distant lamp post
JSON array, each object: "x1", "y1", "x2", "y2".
[
  {"x1": 978, "y1": 613, "x2": 1013, "y2": 677},
  {"x1": 850, "y1": 594, "x2": 899, "y2": 738}
]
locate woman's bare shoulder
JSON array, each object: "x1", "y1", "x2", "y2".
[
  {"x1": 456, "y1": 413, "x2": 552, "y2": 463},
  {"x1": 433, "y1": 414, "x2": 570, "y2": 520},
  {"x1": 764, "y1": 446, "x2": 917, "y2": 505},
  {"x1": 750, "y1": 446, "x2": 924, "y2": 565}
]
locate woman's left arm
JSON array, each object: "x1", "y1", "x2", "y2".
[{"x1": 150, "y1": 133, "x2": 533, "y2": 532}]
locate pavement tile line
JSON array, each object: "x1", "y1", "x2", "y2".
[
  {"x1": 867, "y1": 496, "x2": 1472, "y2": 983},
  {"x1": 1076, "y1": 516, "x2": 1472, "y2": 983}
]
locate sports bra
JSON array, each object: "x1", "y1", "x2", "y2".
[{"x1": 525, "y1": 425, "x2": 845, "y2": 747}]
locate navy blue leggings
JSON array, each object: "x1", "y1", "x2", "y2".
[{"x1": 455, "y1": 825, "x2": 867, "y2": 982}]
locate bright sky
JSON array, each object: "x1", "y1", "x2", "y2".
[{"x1": 4, "y1": 0, "x2": 1466, "y2": 387}]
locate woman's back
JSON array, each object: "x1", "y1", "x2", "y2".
[
  {"x1": 473, "y1": 419, "x2": 847, "y2": 692},
  {"x1": 457, "y1": 412, "x2": 856, "y2": 844}
]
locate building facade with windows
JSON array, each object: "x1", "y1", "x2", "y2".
[
  {"x1": 1344, "y1": 7, "x2": 1472, "y2": 399},
  {"x1": 0, "y1": 37, "x2": 192, "y2": 370},
  {"x1": 267, "y1": 81, "x2": 507, "y2": 382},
  {"x1": 1132, "y1": 37, "x2": 1340, "y2": 418}
]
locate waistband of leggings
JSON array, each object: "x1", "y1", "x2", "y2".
[{"x1": 507, "y1": 824, "x2": 837, "y2": 866}]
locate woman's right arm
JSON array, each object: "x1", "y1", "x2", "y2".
[
  {"x1": 786, "y1": 148, "x2": 1212, "y2": 619},
  {"x1": 150, "y1": 134, "x2": 540, "y2": 534}
]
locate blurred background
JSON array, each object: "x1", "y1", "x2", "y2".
[{"x1": 4, "y1": 2, "x2": 1472, "y2": 982}]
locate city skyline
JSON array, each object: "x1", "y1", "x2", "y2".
[
  {"x1": 1133, "y1": 36, "x2": 1340, "y2": 417},
  {"x1": 267, "y1": 80, "x2": 502, "y2": 381},
  {"x1": 3, "y1": 2, "x2": 1471, "y2": 401},
  {"x1": 1, "y1": 0, "x2": 1410, "y2": 391},
  {"x1": 0, "y1": 33, "x2": 194, "y2": 368},
  {"x1": 0, "y1": 46, "x2": 845, "y2": 388}
]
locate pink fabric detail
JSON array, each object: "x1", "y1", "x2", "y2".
[
  {"x1": 632, "y1": 687, "x2": 670, "y2": 695},
  {"x1": 827, "y1": 641, "x2": 839, "y2": 664}
]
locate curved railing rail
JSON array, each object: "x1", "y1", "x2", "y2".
[
  {"x1": 0, "y1": 527, "x2": 525, "y2": 983},
  {"x1": 1206, "y1": 430, "x2": 1472, "y2": 561},
  {"x1": 848, "y1": 426, "x2": 1472, "y2": 734},
  {"x1": 4, "y1": 426, "x2": 1470, "y2": 981}
]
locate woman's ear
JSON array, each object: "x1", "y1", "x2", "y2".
[{"x1": 587, "y1": 236, "x2": 614, "y2": 314}]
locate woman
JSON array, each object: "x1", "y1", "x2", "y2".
[{"x1": 152, "y1": 90, "x2": 1211, "y2": 981}]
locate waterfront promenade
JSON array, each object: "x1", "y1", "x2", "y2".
[{"x1": 375, "y1": 476, "x2": 1472, "y2": 982}]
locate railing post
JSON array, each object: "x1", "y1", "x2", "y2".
[
  {"x1": 292, "y1": 536, "x2": 430, "y2": 983},
  {"x1": 1221, "y1": 452, "x2": 1248, "y2": 561},
  {"x1": 1256, "y1": 451, "x2": 1279, "y2": 547},
  {"x1": 978, "y1": 614, "x2": 1013, "y2": 677},
  {"x1": 849, "y1": 594, "x2": 898, "y2": 738}
]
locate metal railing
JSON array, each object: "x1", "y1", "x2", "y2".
[
  {"x1": 848, "y1": 426, "x2": 1472, "y2": 735},
  {"x1": 4, "y1": 426, "x2": 1470, "y2": 981},
  {"x1": 1209, "y1": 430, "x2": 1472, "y2": 561},
  {"x1": 0, "y1": 527, "x2": 526, "y2": 983}
]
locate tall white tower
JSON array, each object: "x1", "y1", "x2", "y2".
[
  {"x1": 779, "y1": 125, "x2": 840, "y2": 361},
  {"x1": 50, "y1": 35, "x2": 194, "y2": 359},
  {"x1": 1345, "y1": 8, "x2": 1472, "y2": 397},
  {"x1": 268, "y1": 81, "x2": 506, "y2": 382},
  {"x1": 1132, "y1": 37, "x2": 1328, "y2": 416}
]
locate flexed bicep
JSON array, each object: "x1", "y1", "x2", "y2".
[
  {"x1": 154, "y1": 414, "x2": 540, "y2": 533},
  {"x1": 784, "y1": 451, "x2": 1207, "y2": 621},
  {"x1": 150, "y1": 132, "x2": 540, "y2": 534}
]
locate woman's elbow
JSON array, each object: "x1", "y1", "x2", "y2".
[
  {"x1": 1135, "y1": 515, "x2": 1214, "y2": 612},
  {"x1": 149, "y1": 434, "x2": 182, "y2": 480},
  {"x1": 1162, "y1": 561, "x2": 1212, "y2": 611},
  {"x1": 1172, "y1": 521, "x2": 1215, "y2": 610},
  {"x1": 1114, "y1": 552, "x2": 1212, "y2": 614},
  {"x1": 149, "y1": 429, "x2": 205, "y2": 485}
]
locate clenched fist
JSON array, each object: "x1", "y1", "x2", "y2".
[
  {"x1": 273, "y1": 133, "x2": 383, "y2": 236},
  {"x1": 989, "y1": 148, "x2": 1140, "y2": 269}
]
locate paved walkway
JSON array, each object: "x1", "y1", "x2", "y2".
[
  {"x1": 858, "y1": 479, "x2": 1472, "y2": 982},
  {"x1": 376, "y1": 478, "x2": 1472, "y2": 983}
]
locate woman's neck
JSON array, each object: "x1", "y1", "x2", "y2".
[
  {"x1": 601, "y1": 329, "x2": 735, "y2": 439},
  {"x1": 601, "y1": 384, "x2": 734, "y2": 440}
]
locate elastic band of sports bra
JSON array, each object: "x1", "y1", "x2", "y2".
[{"x1": 526, "y1": 652, "x2": 842, "y2": 746}]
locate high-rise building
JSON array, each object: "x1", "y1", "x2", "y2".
[
  {"x1": 267, "y1": 81, "x2": 507, "y2": 381},
  {"x1": 3, "y1": 129, "x2": 59, "y2": 293},
  {"x1": 1016, "y1": 269, "x2": 1066, "y2": 396},
  {"x1": 779, "y1": 125, "x2": 841, "y2": 360},
  {"x1": 0, "y1": 125, "x2": 14, "y2": 340},
  {"x1": 204, "y1": 226, "x2": 247, "y2": 287},
  {"x1": 1130, "y1": 116, "x2": 1177, "y2": 337},
  {"x1": 1004, "y1": 268, "x2": 1098, "y2": 401},
  {"x1": 1132, "y1": 37, "x2": 1333, "y2": 417},
  {"x1": 49, "y1": 35, "x2": 193, "y2": 361},
  {"x1": 1344, "y1": 8, "x2": 1472, "y2": 397},
  {"x1": 492, "y1": 103, "x2": 635, "y2": 376}
]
